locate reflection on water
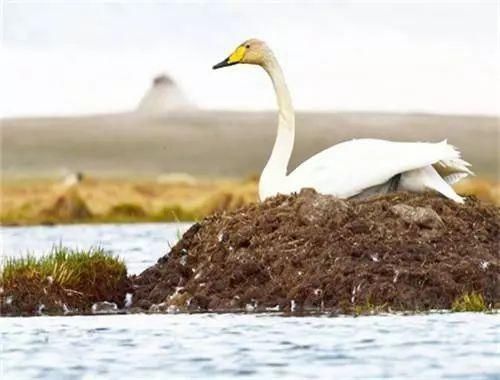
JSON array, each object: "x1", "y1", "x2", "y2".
[
  {"x1": 1, "y1": 224, "x2": 499, "y2": 379},
  {"x1": 1, "y1": 313, "x2": 499, "y2": 379}
]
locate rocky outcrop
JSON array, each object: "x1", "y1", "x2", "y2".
[{"x1": 136, "y1": 74, "x2": 194, "y2": 114}]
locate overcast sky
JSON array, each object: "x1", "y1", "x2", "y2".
[{"x1": 1, "y1": 0, "x2": 498, "y2": 117}]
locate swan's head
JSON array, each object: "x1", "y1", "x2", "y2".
[{"x1": 213, "y1": 39, "x2": 270, "y2": 70}]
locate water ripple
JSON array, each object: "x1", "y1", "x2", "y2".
[
  {"x1": 2, "y1": 313, "x2": 499, "y2": 379},
  {"x1": 1, "y1": 224, "x2": 499, "y2": 379}
]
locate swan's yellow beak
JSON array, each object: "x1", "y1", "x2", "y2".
[{"x1": 213, "y1": 45, "x2": 246, "y2": 70}]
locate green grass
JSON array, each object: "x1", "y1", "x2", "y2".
[
  {"x1": 452, "y1": 293, "x2": 488, "y2": 312},
  {"x1": 353, "y1": 300, "x2": 388, "y2": 316},
  {"x1": 1, "y1": 246, "x2": 129, "y2": 315},
  {"x1": 1, "y1": 246, "x2": 126, "y2": 291}
]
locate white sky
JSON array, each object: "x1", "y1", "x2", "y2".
[{"x1": 1, "y1": 0, "x2": 499, "y2": 117}]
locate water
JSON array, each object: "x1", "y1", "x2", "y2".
[
  {"x1": 2, "y1": 313, "x2": 499, "y2": 379},
  {"x1": 1, "y1": 224, "x2": 499, "y2": 379},
  {"x1": 1, "y1": 223, "x2": 191, "y2": 274}
]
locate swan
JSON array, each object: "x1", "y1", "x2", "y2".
[{"x1": 213, "y1": 39, "x2": 472, "y2": 203}]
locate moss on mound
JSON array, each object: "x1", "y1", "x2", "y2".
[
  {"x1": 132, "y1": 190, "x2": 500, "y2": 313},
  {"x1": 1, "y1": 247, "x2": 129, "y2": 316}
]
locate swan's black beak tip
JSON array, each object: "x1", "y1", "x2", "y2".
[
  {"x1": 212, "y1": 59, "x2": 228, "y2": 70},
  {"x1": 212, "y1": 57, "x2": 235, "y2": 70}
]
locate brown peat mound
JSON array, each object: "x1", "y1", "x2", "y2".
[{"x1": 132, "y1": 190, "x2": 500, "y2": 313}]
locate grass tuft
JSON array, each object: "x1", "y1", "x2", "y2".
[
  {"x1": 353, "y1": 300, "x2": 388, "y2": 316},
  {"x1": 1, "y1": 246, "x2": 125, "y2": 289},
  {"x1": 1, "y1": 246, "x2": 128, "y2": 315},
  {"x1": 451, "y1": 292, "x2": 488, "y2": 312}
]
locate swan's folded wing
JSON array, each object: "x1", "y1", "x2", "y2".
[{"x1": 287, "y1": 139, "x2": 470, "y2": 198}]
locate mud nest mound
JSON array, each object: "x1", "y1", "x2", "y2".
[{"x1": 132, "y1": 190, "x2": 500, "y2": 313}]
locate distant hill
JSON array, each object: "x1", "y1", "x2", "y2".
[
  {"x1": 137, "y1": 74, "x2": 195, "y2": 114},
  {"x1": 1, "y1": 111, "x2": 498, "y2": 179}
]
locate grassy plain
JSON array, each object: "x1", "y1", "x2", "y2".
[
  {"x1": 0, "y1": 176, "x2": 258, "y2": 225},
  {"x1": 1, "y1": 176, "x2": 498, "y2": 225},
  {"x1": 2, "y1": 110, "x2": 497, "y2": 225}
]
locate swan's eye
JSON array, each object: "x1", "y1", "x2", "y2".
[{"x1": 245, "y1": 44, "x2": 250, "y2": 49}]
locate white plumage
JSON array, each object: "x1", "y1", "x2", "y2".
[
  {"x1": 282, "y1": 139, "x2": 472, "y2": 203},
  {"x1": 213, "y1": 39, "x2": 472, "y2": 203}
]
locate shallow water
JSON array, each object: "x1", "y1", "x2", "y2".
[
  {"x1": 1, "y1": 224, "x2": 499, "y2": 379},
  {"x1": 2, "y1": 313, "x2": 499, "y2": 379},
  {"x1": 1, "y1": 223, "x2": 191, "y2": 274}
]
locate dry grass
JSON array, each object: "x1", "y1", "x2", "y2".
[
  {"x1": 453, "y1": 178, "x2": 500, "y2": 205},
  {"x1": 1, "y1": 175, "x2": 497, "y2": 226},
  {"x1": 1, "y1": 176, "x2": 259, "y2": 225}
]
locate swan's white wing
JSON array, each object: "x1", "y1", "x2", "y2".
[{"x1": 286, "y1": 139, "x2": 470, "y2": 198}]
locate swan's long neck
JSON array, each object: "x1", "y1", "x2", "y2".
[{"x1": 259, "y1": 54, "x2": 295, "y2": 200}]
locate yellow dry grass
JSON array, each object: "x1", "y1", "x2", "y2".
[
  {"x1": 1, "y1": 176, "x2": 497, "y2": 226},
  {"x1": 453, "y1": 178, "x2": 500, "y2": 205},
  {"x1": 1, "y1": 176, "x2": 258, "y2": 225}
]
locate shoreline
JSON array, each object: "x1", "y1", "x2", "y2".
[{"x1": 2, "y1": 191, "x2": 499, "y2": 317}]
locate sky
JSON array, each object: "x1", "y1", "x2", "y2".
[{"x1": 1, "y1": 0, "x2": 499, "y2": 117}]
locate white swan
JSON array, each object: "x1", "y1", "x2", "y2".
[{"x1": 213, "y1": 39, "x2": 472, "y2": 203}]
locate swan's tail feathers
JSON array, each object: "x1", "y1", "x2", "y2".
[
  {"x1": 401, "y1": 165, "x2": 465, "y2": 203},
  {"x1": 422, "y1": 165, "x2": 465, "y2": 203},
  {"x1": 436, "y1": 158, "x2": 474, "y2": 174},
  {"x1": 443, "y1": 172, "x2": 469, "y2": 185},
  {"x1": 433, "y1": 142, "x2": 474, "y2": 182}
]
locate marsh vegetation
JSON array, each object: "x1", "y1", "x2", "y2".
[
  {"x1": 1, "y1": 246, "x2": 129, "y2": 316},
  {"x1": 2, "y1": 176, "x2": 498, "y2": 226},
  {"x1": 1, "y1": 177, "x2": 258, "y2": 225}
]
